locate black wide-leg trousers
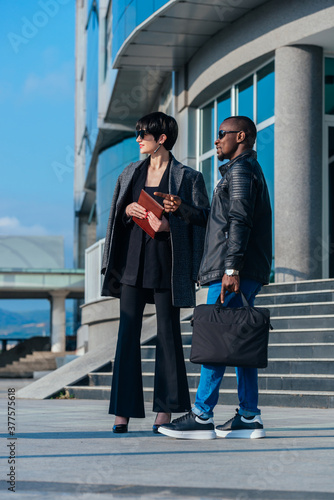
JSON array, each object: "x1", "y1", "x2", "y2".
[{"x1": 109, "y1": 284, "x2": 191, "y2": 418}]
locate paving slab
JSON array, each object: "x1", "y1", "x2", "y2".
[{"x1": 0, "y1": 384, "x2": 334, "y2": 500}]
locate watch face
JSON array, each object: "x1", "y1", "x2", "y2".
[{"x1": 226, "y1": 270, "x2": 238, "y2": 276}]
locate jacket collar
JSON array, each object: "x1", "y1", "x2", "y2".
[
  {"x1": 169, "y1": 153, "x2": 184, "y2": 195},
  {"x1": 219, "y1": 149, "x2": 256, "y2": 178}
]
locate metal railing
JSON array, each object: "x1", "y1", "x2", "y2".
[{"x1": 84, "y1": 238, "x2": 105, "y2": 304}]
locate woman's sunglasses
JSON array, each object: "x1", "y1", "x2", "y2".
[{"x1": 135, "y1": 130, "x2": 149, "y2": 139}]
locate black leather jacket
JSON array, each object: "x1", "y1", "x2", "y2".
[{"x1": 177, "y1": 150, "x2": 272, "y2": 285}]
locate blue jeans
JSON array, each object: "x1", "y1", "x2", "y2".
[{"x1": 193, "y1": 279, "x2": 262, "y2": 419}]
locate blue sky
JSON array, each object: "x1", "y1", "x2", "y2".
[{"x1": 0, "y1": 1, "x2": 75, "y2": 311}]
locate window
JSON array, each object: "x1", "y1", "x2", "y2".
[
  {"x1": 199, "y1": 157, "x2": 215, "y2": 200},
  {"x1": 199, "y1": 102, "x2": 215, "y2": 155},
  {"x1": 198, "y1": 60, "x2": 275, "y2": 269},
  {"x1": 257, "y1": 61, "x2": 275, "y2": 123},
  {"x1": 325, "y1": 57, "x2": 334, "y2": 115},
  {"x1": 198, "y1": 60, "x2": 275, "y2": 198},
  {"x1": 236, "y1": 76, "x2": 253, "y2": 120},
  {"x1": 217, "y1": 91, "x2": 231, "y2": 134}
]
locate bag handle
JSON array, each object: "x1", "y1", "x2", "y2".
[{"x1": 215, "y1": 291, "x2": 249, "y2": 309}]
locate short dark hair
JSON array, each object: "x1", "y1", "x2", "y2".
[
  {"x1": 224, "y1": 116, "x2": 257, "y2": 147},
  {"x1": 136, "y1": 111, "x2": 178, "y2": 150}
]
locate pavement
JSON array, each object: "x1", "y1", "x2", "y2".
[{"x1": 0, "y1": 378, "x2": 334, "y2": 500}]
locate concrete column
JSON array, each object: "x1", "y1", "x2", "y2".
[
  {"x1": 49, "y1": 291, "x2": 68, "y2": 352},
  {"x1": 274, "y1": 45, "x2": 323, "y2": 282}
]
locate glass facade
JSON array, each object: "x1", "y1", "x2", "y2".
[
  {"x1": 199, "y1": 102, "x2": 214, "y2": 155},
  {"x1": 198, "y1": 60, "x2": 275, "y2": 198},
  {"x1": 257, "y1": 61, "x2": 275, "y2": 123},
  {"x1": 199, "y1": 157, "x2": 215, "y2": 199},
  {"x1": 96, "y1": 137, "x2": 140, "y2": 240},
  {"x1": 112, "y1": 0, "x2": 169, "y2": 63},
  {"x1": 85, "y1": 0, "x2": 99, "y2": 174},
  {"x1": 198, "y1": 60, "x2": 275, "y2": 267},
  {"x1": 236, "y1": 76, "x2": 253, "y2": 120},
  {"x1": 257, "y1": 124, "x2": 275, "y2": 251},
  {"x1": 328, "y1": 126, "x2": 334, "y2": 277},
  {"x1": 217, "y1": 91, "x2": 231, "y2": 131}
]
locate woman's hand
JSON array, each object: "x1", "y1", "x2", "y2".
[
  {"x1": 125, "y1": 202, "x2": 147, "y2": 219},
  {"x1": 147, "y1": 212, "x2": 170, "y2": 232},
  {"x1": 154, "y1": 192, "x2": 181, "y2": 213}
]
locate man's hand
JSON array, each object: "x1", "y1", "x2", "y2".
[
  {"x1": 220, "y1": 274, "x2": 240, "y2": 303},
  {"x1": 154, "y1": 192, "x2": 181, "y2": 213},
  {"x1": 125, "y1": 202, "x2": 147, "y2": 219},
  {"x1": 147, "y1": 212, "x2": 170, "y2": 232}
]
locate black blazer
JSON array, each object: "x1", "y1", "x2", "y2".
[{"x1": 101, "y1": 154, "x2": 210, "y2": 308}]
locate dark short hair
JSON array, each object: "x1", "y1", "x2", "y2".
[
  {"x1": 136, "y1": 111, "x2": 178, "y2": 150},
  {"x1": 224, "y1": 116, "x2": 257, "y2": 147}
]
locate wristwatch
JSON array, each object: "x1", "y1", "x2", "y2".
[{"x1": 225, "y1": 269, "x2": 239, "y2": 276}]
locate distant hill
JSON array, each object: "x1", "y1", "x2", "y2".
[{"x1": 0, "y1": 308, "x2": 74, "y2": 338}]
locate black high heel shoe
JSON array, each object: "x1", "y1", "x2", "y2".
[
  {"x1": 153, "y1": 413, "x2": 171, "y2": 434},
  {"x1": 113, "y1": 417, "x2": 129, "y2": 434}
]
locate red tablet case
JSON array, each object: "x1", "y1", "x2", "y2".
[{"x1": 132, "y1": 189, "x2": 164, "y2": 239}]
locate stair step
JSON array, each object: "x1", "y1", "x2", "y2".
[
  {"x1": 259, "y1": 279, "x2": 334, "y2": 294},
  {"x1": 256, "y1": 290, "x2": 334, "y2": 305},
  {"x1": 3, "y1": 361, "x2": 57, "y2": 371},
  {"x1": 135, "y1": 358, "x2": 334, "y2": 375},
  {"x1": 140, "y1": 343, "x2": 334, "y2": 359},
  {"x1": 65, "y1": 280, "x2": 334, "y2": 408},
  {"x1": 87, "y1": 370, "x2": 334, "y2": 392},
  {"x1": 65, "y1": 384, "x2": 334, "y2": 408},
  {"x1": 260, "y1": 303, "x2": 334, "y2": 316},
  {"x1": 267, "y1": 330, "x2": 334, "y2": 343},
  {"x1": 64, "y1": 386, "x2": 111, "y2": 400},
  {"x1": 181, "y1": 329, "x2": 334, "y2": 344},
  {"x1": 270, "y1": 315, "x2": 334, "y2": 329}
]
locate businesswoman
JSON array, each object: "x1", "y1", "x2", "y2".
[{"x1": 101, "y1": 111, "x2": 209, "y2": 433}]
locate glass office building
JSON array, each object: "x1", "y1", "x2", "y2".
[{"x1": 75, "y1": 0, "x2": 334, "y2": 320}]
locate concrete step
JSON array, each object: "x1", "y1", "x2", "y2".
[
  {"x1": 182, "y1": 302, "x2": 334, "y2": 321},
  {"x1": 181, "y1": 321, "x2": 192, "y2": 333},
  {"x1": 0, "y1": 370, "x2": 33, "y2": 378},
  {"x1": 185, "y1": 312, "x2": 334, "y2": 330},
  {"x1": 64, "y1": 384, "x2": 334, "y2": 408},
  {"x1": 181, "y1": 329, "x2": 334, "y2": 345},
  {"x1": 270, "y1": 315, "x2": 334, "y2": 330},
  {"x1": 266, "y1": 329, "x2": 334, "y2": 343},
  {"x1": 140, "y1": 343, "x2": 334, "y2": 360},
  {"x1": 9, "y1": 360, "x2": 58, "y2": 370},
  {"x1": 88, "y1": 371, "x2": 334, "y2": 393},
  {"x1": 268, "y1": 343, "x2": 334, "y2": 358},
  {"x1": 64, "y1": 385, "x2": 111, "y2": 400},
  {"x1": 259, "y1": 302, "x2": 334, "y2": 316},
  {"x1": 259, "y1": 279, "x2": 334, "y2": 294},
  {"x1": 24, "y1": 352, "x2": 66, "y2": 359},
  {"x1": 139, "y1": 358, "x2": 334, "y2": 376},
  {"x1": 256, "y1": 290, "x2": 334, "y2": 306}
]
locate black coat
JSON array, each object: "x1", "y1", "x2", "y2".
[{"x1": 101, "y1": 155, "x2": 210, "y2": 308}]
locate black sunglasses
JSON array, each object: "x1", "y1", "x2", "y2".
[
  {"x1": 135, "y1": 129, "x2": 149, "y2": 139},
  {"x1": 218, "y1": 130, "x2": 241, "y2": 139}
]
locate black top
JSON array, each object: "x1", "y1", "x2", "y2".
[{"x1": 120, "y1": 157, "x2": 172, "y2": 289}]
